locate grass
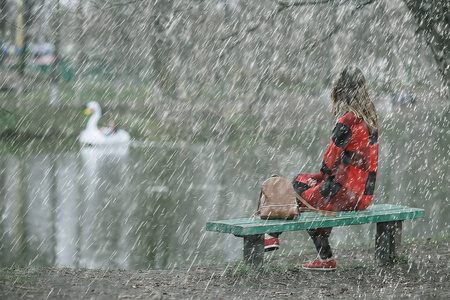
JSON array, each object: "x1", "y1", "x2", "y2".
[
  {"x1": 222, "y1": 235, "x2": 450, "y2": 278},
  {"x1": 0, "y1": 267, "x2": 42, "y2": 288},
  {"x1": 0, "y1": 76, "x2": 335, "y2": 156},
  {"x1": 0, "y1": 267, "x2": 56, "y2": 298},
  {"x1": 1, "y1": 84, "x2": 183, "y2": 153},
  {"x1": 225, "y1": 254, "x2": 415, "y2": 277},
  {"x1": 225, "y1": 250, "x2": 311, "y2": 277},
  {"x1": 395, "y1": 253, "x2": 411, "y2": 264}
]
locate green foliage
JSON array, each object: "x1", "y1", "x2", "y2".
[
  {"x1": 0, "y1": 107, "x2": 17, "y2": 133},
  {"x1": 1, "y1": 78, "x2": 300, "y2": 151},
  {"x1": 226, "y1": 261, "x2": 253, "y2": 277},
  {"x1": 395, "y1": 253, "x2": 411, "y2": 264},
  {"x1": 337, "y1": 261, "x2": 376, "y2": 272}
]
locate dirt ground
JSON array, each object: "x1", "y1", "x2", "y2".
[{"x1": 1, "y1": 237, "x2": 449, "y2": 300}]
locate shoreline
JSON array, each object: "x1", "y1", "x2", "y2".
[{"x1": 1, "y1": 236, "x2": 449, "y2": 299}]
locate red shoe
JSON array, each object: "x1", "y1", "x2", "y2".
[
  {"x1": 264, "y1": 234, "x2": 280, "y2": 252},
  {"x1": 302, "y1": 258, "x2": 337, "y2": 271}
]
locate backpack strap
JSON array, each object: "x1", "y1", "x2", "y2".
[
  {"x1": 295, "y1": 192, "x2": 336, "y2": 217},
  {"x1": 252, "y1": 189, "x2": 264, "y2": 218}
]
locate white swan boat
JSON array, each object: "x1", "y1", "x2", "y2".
[{"x1": 79, "y1": 101, "x2": 130, "y2": 146}]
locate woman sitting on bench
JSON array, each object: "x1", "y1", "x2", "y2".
[{"x1": 265, "y1": 66, "x2": 379, "y2": 271}]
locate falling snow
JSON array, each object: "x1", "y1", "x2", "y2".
[{"x1": 0, "y1": 0, "x2": 449, "y2": 291}]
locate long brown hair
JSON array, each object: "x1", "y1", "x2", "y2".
[{"x1": 331, "y1": 66, "x2": 378, "y2": 133}]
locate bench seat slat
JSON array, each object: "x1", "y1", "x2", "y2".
[{"x1": 206, "y1": 204, "x2": 425, "y2": 236}]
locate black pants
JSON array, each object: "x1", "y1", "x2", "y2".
[
  {"x1": 269, "y1": 228, "x2": 333, "y2": 260},
  {"x1": 306, "y1": 228, "x2": 333, "y2": 260}
]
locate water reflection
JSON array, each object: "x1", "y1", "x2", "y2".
[
  {"x1": 78, "y1": 145, "x2": 130, "y2": 269},
  {"x1": 0, "y1": 119, "x2": 448, "y2": 270}
]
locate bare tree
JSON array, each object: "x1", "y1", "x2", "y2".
[
  {"x1": 402, "y1": 0, "x2": 449, "y2": 99},
  {"x1": 7, "y1": 0, "x2": 447, "y2": 107},
  {"x1": 223, "y1": 0, "x2": 448, "y2": 100}
]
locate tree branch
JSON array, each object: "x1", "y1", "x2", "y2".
[
  {"x1": 300, "y1": 0, "x2": 376, "y2": 51},
  {"x1": 0, "y1": 107, "x2": 13, "y2": 115},
  {"x1": 220, "y1": 0, "x2": 376, "y2": 54},
  {"x1": 403, "y1": 0, "x2": 449, "y2": 93},
  {"x1": 277, "y1": 0, "x2": 335, "y2": 10},
  {"x1": 90, "y1": 0, "x2": 141, "y2": 11}
]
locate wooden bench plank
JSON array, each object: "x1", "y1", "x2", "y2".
[
  {"x1": 206, "y1": 204, "x2": 425, "y2": 268},
  {"x1": 206, "y1": 204, "x2": 424, "y2": 236}
]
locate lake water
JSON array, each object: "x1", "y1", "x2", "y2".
[{"x1": 0, "y1": 112, "x2": 448, "y2": 270}]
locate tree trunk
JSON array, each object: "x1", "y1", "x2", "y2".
[
  {"x1": 50, "y1": 0, "x2": 61, "y2": 106},
  {"x1": 16, "y1": 0, "x2": 34, "y2": 80},
  {"x1": 0, "y1": 0, "x2": 7, "y2": 67},
  {"x1": 402, "y1": 0, "x2": 450, "y2": 100},
  {"x1": 74, "y1": 0, "x2": 87, "y2": 106},
  {"x1": 16, "y1": 0, "x2": 25, "y2": 78},
  {"x1": 151, "y1": 0, "x2": 178, "y2": 100}
]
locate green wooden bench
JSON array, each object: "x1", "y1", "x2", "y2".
[{"x1": 206, "y1": 204, "x2": 425, "y2": 269}]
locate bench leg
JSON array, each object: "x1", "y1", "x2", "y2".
[
  {"x1": 243, "y1": 234, "x2": 264, "y2": 269},
  {"x1": 375, "y1": 221, "x2": 402, "y2": 265}
]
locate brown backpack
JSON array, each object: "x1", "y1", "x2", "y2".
[{"x1": 254, "y1": 175, "x2": 336, "y2": 219}]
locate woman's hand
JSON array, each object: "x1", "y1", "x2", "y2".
[{"x1": 306, "y1": 178, "x2": 317, "y2": 187}]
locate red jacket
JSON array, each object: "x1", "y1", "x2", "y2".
[{"x1": 294, "y1": 112, "x2": 379, "y2": 211}]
